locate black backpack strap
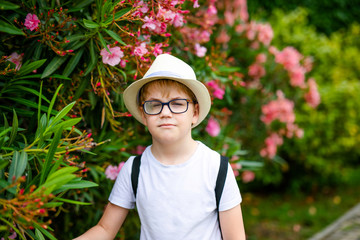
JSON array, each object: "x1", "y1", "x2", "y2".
[
  {"x1": 215, "y1": 155, "x2": 229, "y2": 238},
  {"x1": 131, "y1": 154, "x2": 142, "y2": 199}
]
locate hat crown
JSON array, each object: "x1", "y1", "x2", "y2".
[{"x1": 143, "y1": 54, "x2": 196, "y2": 80}]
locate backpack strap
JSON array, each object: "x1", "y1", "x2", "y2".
[
  {"x1": 131, "y1": 154, "x2": 142, "y2": 198},
  {"x1": 215, "y1": 155, "x2": 229, "y2": 239}
]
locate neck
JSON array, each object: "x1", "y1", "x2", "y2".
[{"x1": 150, "y1": 137, "x2": 199, "y2": 165}]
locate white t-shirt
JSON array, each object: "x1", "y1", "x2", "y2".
[{"x1": 109, "y1": 141, "x2": 242, "y2": 240}]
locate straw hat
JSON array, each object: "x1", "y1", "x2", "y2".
[{"x1": 123, "y1": 54, "x2": 211, "y2": 128}]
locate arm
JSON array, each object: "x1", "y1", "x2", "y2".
[
  {"x1": 73, "y1": 202, "x2": 129, "y2": 240},
  {"x1": 219, "y1": 204, "x2": 246, "y2": 240}
]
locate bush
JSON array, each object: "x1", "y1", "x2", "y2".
[
  {"x1": 0, "y1": 0, "x2": 322, "y2": 238},
  {"x1": 261, "y1": 8, "x2": 360, "y2": 191}
]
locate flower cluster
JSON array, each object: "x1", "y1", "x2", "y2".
[
  {"x1": 260, "y1": 91, "x2": 304, "y2": 158},
  {"x1": 0, "y1": 178, "x2": 54, "y2": 231},
  {"x1": 207, "y1": 80, "x2": 225, "y2": 99},
  {"x1": 205, "y1": 116, "x2": 221, "y2": 137},
  {"x1": 105, "y1": 162, "x2": 125, "y2": 180}
]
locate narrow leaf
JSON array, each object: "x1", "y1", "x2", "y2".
[
  {"x1": 0, "y1": 20, "x2": 25, "y2": 35},
  {"x1": 39, "y1": 125, "x2": 63, "y2": 185},
  {"x1": 8, "y1": 109, "x2": 18, "y2": 146},
  {"x1": 47, "y1": 84, "x2": 63, "y2": 124},
  {"x1": 62, "y1": 48, "x2": 84, "y2": 77},
  {"x1": 54, "y1": 197, "x2": 93, "y2": 205},
  {"x1": 8, "y1": 151, "x2": 28, "y2": 183},
  {"x1": 104, "y1": 7, "x2": 131, "y2": 25},
  {"x1": 41, "y1": 55, "x2": 69, "y2": 79},
  {"x1": 49, "y1": 101, "x2": 76, "y2": 128},
  {"x1": 18, "y1": 59, "x2": 47, "y2": 76},
  {"x1": 103, "y1": 29, "x2": 126, "y2": 46},
  {"x1": 35, "y1": 229, "x2": 45, "y2": 240},
  {"x1": 83, "y1": 39, "x2": 97, "y2": 76},
  {"x1": 0, "y1": 1, "x2": 20, "y2": 10},
  {"x1": 97, "y1": 32, "x2": 110, "y2": 53},
  {"x1": 83, "y1": 19, "x2": 100, "y2": 28}
]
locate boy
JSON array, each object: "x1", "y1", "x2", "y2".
[{"x1": 74, "y1": 54, "x2": 246, "y2": 240}]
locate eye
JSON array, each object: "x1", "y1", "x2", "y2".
[{"x1": 171, "y1": 99, "x2": 186, "y2": 106}]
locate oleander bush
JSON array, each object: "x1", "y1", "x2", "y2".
[{"x1": 0, "y1": 0, "x2": 333, "y2": 239}]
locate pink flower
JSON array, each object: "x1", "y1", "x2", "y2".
[
  {"x1": 24, "y1": 13, "x2": 40, "y2": 31},
  {"x1": 193, "y1": 0, "x2": 200, "y2": 8},
  {"x1": 260, "y1": 133, "x2": 283, "y2": 159},
  {"x1": 142, "y1": 16, "x2": 167, "y2": 34},
  {"x1": 256, "y1": 53, "x2": 267, "y2": 63},
  {"x1": 132, "y1": 0, "x2": 149, "y2": 17},
  {"x1": 134, "y1": 42, "x2": 148, "y2": 57},
  {"x1": 7, "y1": 52, "x2": 23, "y2": 70},
  {"x1": 194, "y1": 43, "x2": 207, "y2": 57},
  {"x1": 274, "y1": 47, "x2": 303, "y2": 71},
  {"x1": 261, "y1": 90, "x2": 295, "y2": 125},
  {"x1": 206, "y1": 117, "x2": 221, "y2": 137},
  {"x1": 304, "y1": 78, "x2": 320, "y2": 108},
  {"x1": 248, "y1": 63, "x2": 266, "y2": 79},
  {"x1": 105, "y1": 162, "x2": 125, "y2": 180},
  {"x1": 135, "y1": 145, "x2": 146, "y2": 155},
  {"x1": 216, "y1": 29, "x2": 231, "y2": 44},
  {"x1": 207, "y1": 80, "x2": 225, "y2": 99},
  {"x1": 242, "y1": 171, "x2": 255, "y2": 183},
  {"x1": 153, "y1": 43, "x2": 163, "y2": 56},
  {"x1": 257, "y1": 23, "x2": 273, "y2": 46},
  {"x1": 100, "y1": 45, "x2": 124, "y2": 66},
  {"x1": 289, "y1": 66, "x2": 306, "y2": 88},
  {"x1": 231, "y1": 163, "x2": 242, "y2": 177}
]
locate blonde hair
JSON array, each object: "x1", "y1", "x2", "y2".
[{"x1": 138, "y1": 79, "x2": 197, "y2": 105}]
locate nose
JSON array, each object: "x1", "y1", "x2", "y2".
[{"x1": 159, "y1": 103, "x2": 172, "y2": 116}]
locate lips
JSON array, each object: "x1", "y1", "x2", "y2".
[{"x1": 158, "y1": 123, "x2": 175, "y2": 127}]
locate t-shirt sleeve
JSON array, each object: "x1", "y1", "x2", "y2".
[
  {"x1": 218, "y1": 162, "x2": 242, "y2": 211},
  {"x1": 108, "y1": 156, "x2": 136, "y2": 209}
]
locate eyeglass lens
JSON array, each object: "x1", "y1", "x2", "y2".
[{"x1": 143, "y1": 99, "x2": 189, "y2": 115}]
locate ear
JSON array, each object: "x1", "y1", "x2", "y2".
[{"x1": 191, "y1": 103, "x2": 200, "y2": 125}]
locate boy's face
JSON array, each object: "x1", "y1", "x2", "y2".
[{"x1": 140, "y1": 84, "x2": 199, "y2": 145}]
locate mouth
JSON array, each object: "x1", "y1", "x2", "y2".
[{"x1": 158, "y1": 123, "x2": 175, "y2": 128}]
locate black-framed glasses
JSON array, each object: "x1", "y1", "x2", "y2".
[{"x1": 142, "y1": 99, "x2": 194, "y2": 115}]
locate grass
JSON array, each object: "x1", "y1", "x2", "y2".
[{"x1": 242, "y1": 184, "x2": 360, "y2": 240}]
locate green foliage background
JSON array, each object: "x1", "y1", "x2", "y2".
[{"x1": 0, "y1": 0, "x2": 359, "y2": 239}]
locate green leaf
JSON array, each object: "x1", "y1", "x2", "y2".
[
  {"x1": 54, "y1": 180, "x2": 98, "y2": 194},
  {"x1": 83, "y1": 19, "x2": 100, "y2": 28},
  {"x1": 83, "y1": 39, "x2": 97, "y2": 76},
  {"x1": 8, "y1": 109, "x2": 18, "y2": 146},
  {"x1": 47, "y1": 84, "x2": 63, "y2": 124},
  {"x1": 103, "y1": 29, "x2": 126, "y2": 46},
  {"x1": 41, "y1": 55, "x2": 69, "y2": 79},
  {"x1": 104, "y1": 7, "x2": 131, "y2": 25},
  {"x1": 62, "y1": 48, "x2": 84, "y2": 77},
  {"x1": 46, "y1": 167, "x2": 78, "y2": 183},
  {"x1": 49, "y1": 118, "x2": 81, "y2": 135},
  {"x1": 35, "y1": 229, "x2": 46, "y2": 240},
  {"x1": 54, "y1": 197, "x2": 93, "y2": 205},
  {"x1": 0, "y1": 127, "x2": 12, "y2": 138},
  {"x1": 97, "y1": 32, "x2": 110, "y2": 53},
  {"x1": 0, "y1": 1, "x2": 20, "y2": 10},
  {"x1": 7, "y1": 85, "x2": 50, "y2": 104},
  {"x1": 0, "y1": 159, "x2": 9, "y2": 171},
  {"x1": 18, "y1": 59, "x2": 47, "y2": 76},
  {"x1": 39, "y1": 125, "x2": 63, "y2": 185},
  {"x1": 48, "y1": 101, "x2": 76, "y2": 128},
  {"x1": 32, "y1": 222, "x2": 56, "y2": 240},
  {"x1": 0, "y1": 20, "x2": 25, "y2": 35},
  {"x1": 8, "y1": 151, "x2": 28, "y2": 183},
  {"x1": 73, "y1": 0, "x2": 94, "y2": 8}
]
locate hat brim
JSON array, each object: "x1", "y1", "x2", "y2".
[{"x1": 123, "y1": 75, "x2": 211, "y2": 128}]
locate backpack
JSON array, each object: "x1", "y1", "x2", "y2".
[{"x1": 131, "y1": 154, "x2": 229, "y2": 237}]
